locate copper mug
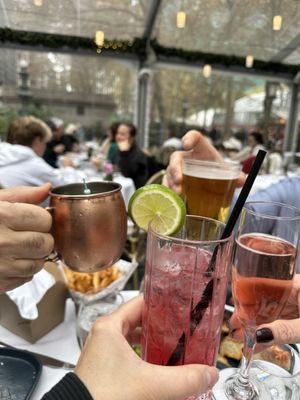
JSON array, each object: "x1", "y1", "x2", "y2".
[{"x1": 48, "y1": 181, "x2": 127, "y2": 272}]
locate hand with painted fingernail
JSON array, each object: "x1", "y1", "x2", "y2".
[
  {"x1": 255, "y1": 274, "x2": 300, "y2": 345},
  {"x1": 229, "y1": 274, "x2": 300, "y2": 346},
  {"x1": 163, "y1": 130, "x2": 246, "y2": 193}
]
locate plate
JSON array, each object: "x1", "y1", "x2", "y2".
[{"x1": 0, "y1": 347, "x2": 42, "y2": 399}]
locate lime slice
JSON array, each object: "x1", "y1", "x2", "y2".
[{"x1": 128, "y1": 184, "x2": 186, "y2": 235}]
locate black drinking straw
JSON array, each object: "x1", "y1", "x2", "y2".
[{"x1": 167, "y1": 149, "x2": 267, "y2": 366}]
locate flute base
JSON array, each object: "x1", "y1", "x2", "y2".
[
  {"x1": 212, "y1": 368, "x2": 259, "y2": 400},
  {"x1": 225, "y1": 375, "x2": 259, "y2": 400}
]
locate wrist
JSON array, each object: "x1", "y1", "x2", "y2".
[{"x1": 42, "y1": 372, "x2": 93, "y2": 400}]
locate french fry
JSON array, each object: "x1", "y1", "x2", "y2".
[{"x1": 64, "y1": 264, "x2": 122, "y2": 293}]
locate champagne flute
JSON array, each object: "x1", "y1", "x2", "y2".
[{"x1": 224, "y1": 201, "x2": 300, "y2": 400}]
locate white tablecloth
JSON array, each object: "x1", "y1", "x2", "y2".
[
  {"x1": 0, "y1": 291, "x2": 138, "y2": 399},
  {"x1": 57, "y1": 167, "x2": 136, "y2": 208}
]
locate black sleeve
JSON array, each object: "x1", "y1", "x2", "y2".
[
  {"x1": 42, "y1": 372, "x2": 93, "y2": 400},
  {"x1": 117, "y1": 147, "x2": 149, "y2": 188}
]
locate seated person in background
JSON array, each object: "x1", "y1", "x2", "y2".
[
  {"x1": 231, "y1": 131, "x2": 265, "y2": 173},
  {"x1": 100, "y1": 122, "x2": 119, "y2": 163},
  {"x1": 266, "y1": 148, "x2": 283, "y2": 174},
  {"x1": 64, "y1": 123, "x2": 80, "y2": 153},
  {"x1": 0, "y1": 116, "x2": 60, "y2": 190},
  {"x1": 43, "y1": 117, "x2": 67, "y2": 168},
  {"x1": 162, "y1": 130, "x2": 182, "y2": 150},
  {"x1": 112, "y1": 122, "x2": 149, "y2": 189}
]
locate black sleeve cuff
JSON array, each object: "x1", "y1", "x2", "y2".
[{"x1": 42, "y1": 372, "x2": 93, "y2": 400}]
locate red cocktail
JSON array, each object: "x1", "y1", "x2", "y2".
[{"x1": 141, "y1": 216, "x2": 234, "y2": 399}]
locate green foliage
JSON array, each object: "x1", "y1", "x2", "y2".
[
  {"x1": 0, "y1": 27, "x2": 146, "y2": 57},
  {"x1": 0, "y1": 109, "x2": 18, "y2": 140},
  {"x1": 0, "y1": 104, "x2": 53, "y2": 140},
  {"x1": 25, "y1": 103, "x2": 53, "y2": 121}
]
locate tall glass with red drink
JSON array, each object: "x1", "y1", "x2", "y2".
[{"x1": 141, "y1": 215, "x2": 234, "y2": 400}]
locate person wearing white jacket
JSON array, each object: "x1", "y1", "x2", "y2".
[{"x1": 0, "y1": 116, "x2": 61, "y2": 189}]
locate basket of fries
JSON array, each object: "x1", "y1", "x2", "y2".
[{"x1": 61, "y1": 259, "x2": 137, "y2": 303}]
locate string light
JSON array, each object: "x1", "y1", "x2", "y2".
[
  {"x1": 202, "y1": 64, "x2": 212, "y2": 78},
  {"x1": 95, "y1": 30, "x2": 105, "y2": 47},
  {"x1": 33, "y1": 0, "x2": 43, "y2": 5},
  {"x1": 273, "y1": 15, "x2": 282, "y2": 31},
  {"x1": 177, "y1": 11, "x2": 186, "y2": 28},
  {"x1": 245, "y1": 55, "x2": 254, "y2": 68}
]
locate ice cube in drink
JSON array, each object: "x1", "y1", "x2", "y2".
[{"x1": 141, "y1": 244, "x2": 229, "y2": 367}]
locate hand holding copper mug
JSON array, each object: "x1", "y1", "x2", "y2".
[{"x1": 48, "y1": 181, "x2": 127, "y2": 273}]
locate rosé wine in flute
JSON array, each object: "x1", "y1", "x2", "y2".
[
  {"x1": 223, "y1": 202, "x2": 300, "y2": 400},
  {"x1": 232, "y1": 233, "x2": 296, "y2": 331}
]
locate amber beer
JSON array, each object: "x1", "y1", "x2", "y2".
[{"x1": 183, "y1": 158, "x2": 240, "y2": 222}]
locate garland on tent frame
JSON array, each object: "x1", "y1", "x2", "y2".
[{"x1": 0, "y1": 28, "x2": 299, "y2": 76}]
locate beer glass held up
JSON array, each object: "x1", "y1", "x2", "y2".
[
  {"x1": 182, "y1": 158, "x2": 240, "y2": 222},
  {"x1": 49, "y1": 181, "x2": 127, "y2": 273}
]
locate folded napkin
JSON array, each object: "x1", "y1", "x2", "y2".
[{"x1": 6, "y1": 269, "x2": 55, "y2": 320}]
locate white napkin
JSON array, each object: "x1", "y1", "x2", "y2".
[{"x1": 6, "y1": 269, "x2": 55, "y2": 320}]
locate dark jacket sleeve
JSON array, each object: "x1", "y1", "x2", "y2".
[
  {"x1": 42, "y1": 372, "x2": 93, "y2": 400},
  {"x1": 116, "y1": 144, "x2": 149, "y2": 188}
]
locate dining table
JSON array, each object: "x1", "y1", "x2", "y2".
[{"x1": 0, "y1": 291, "x2": 139, "y2": 399}]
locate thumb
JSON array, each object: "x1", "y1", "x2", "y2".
[
  {"x1": 256, "y1": 319, "x2": 300, "y2": 345},
  {"x1": 181, "y1": 130, "x2": 223, "y2": 162},
  {"x1": 150, "y1": 363, "x2": 218, "y2": 400},
  {"x1": 0, "y1": 183, "x2": 52, "y2": 204}
]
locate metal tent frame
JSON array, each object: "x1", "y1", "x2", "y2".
[{"x1": 0, "y1": 0, "x2": 299, "y2": 151}]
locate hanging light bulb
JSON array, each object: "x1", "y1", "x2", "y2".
[
  {"x1": 245, "y1": 55, "x2": 254, "y2": 68},
  {"x1": 95, "y1": 30, "x2": 105, "y2": 47},
  {"x1": 34, "y1": 0, "x2": 43, "y2": 5},
  {"x1": 177, "y1": 11, "x2": 186, "y2": 28},
  {"x1": 273, "y1": 15, "x2": 282, "y2": 31},
  {"x1": 203, "y1": 64, "x2": 212, "y2": 78}
]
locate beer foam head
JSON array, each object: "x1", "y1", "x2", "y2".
[{"x1": 183, "y1": 159, "x2": 240, "y2": 180}]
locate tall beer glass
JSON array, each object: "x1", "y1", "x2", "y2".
[{"x1": 183, "y1": 158, "x2": 240, "y2": 222}]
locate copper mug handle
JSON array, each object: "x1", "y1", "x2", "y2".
[{"x1": 44, "y1": 206, "x2": 60, "y2": 263}]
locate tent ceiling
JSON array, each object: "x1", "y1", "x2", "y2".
[
  {"x1": 0, "y1": 0, "x2": 300, "y2": 66},
  {"x1": 0, "y1": 0, "x2": 150, "y2": 40},
  {"x1": 155, "y1": 0, "x2": 300, "y2": 65}
]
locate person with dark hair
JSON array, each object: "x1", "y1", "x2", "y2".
[
  {"x1": 231, "y1": 130, "x2": 265, "y2": 173},
  {"x1": 112, "y1": 122, "x2": 149, "y2": 188},
  {"x1": 43, "y1": 117, "x2": 66, "y2": 168},
  {"x1": 232, "y1": 131, "x2": 265, "y2": 162},
  {"x1": 100, "y1": 122, "x2": 119, "y2": 162}
]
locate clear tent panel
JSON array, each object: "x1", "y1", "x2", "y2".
[
  {"x1": 154, "y1": 0, "x2": 300, "y2": 64},
  {"x1": 0, "y1": 0, "x2": 150, "y2": 40},
  {"x1": 0, "y1": 48, "x2": 136, "y2": 138}
]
